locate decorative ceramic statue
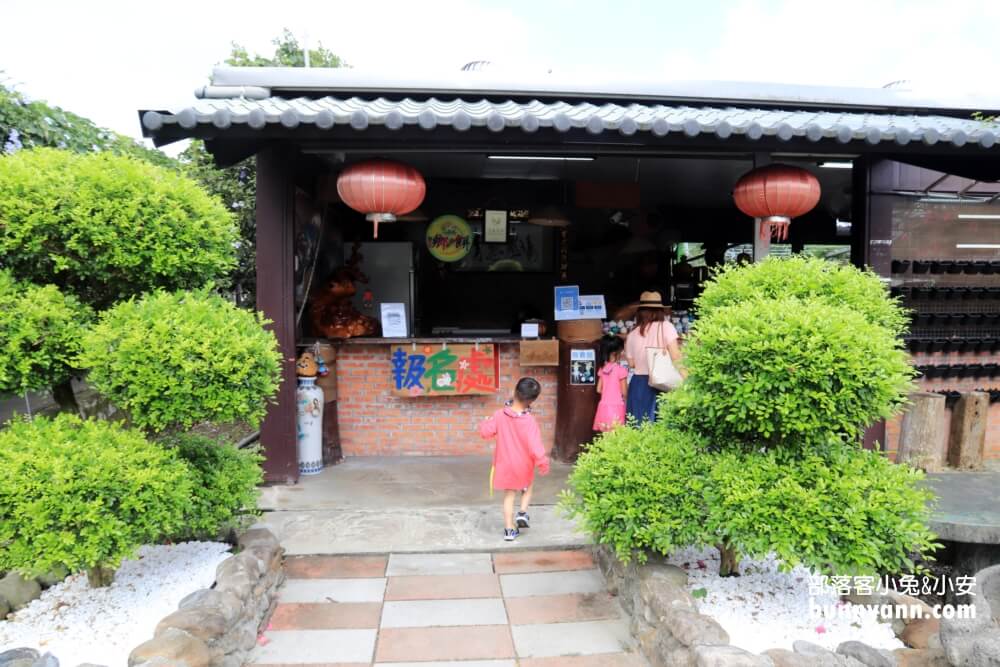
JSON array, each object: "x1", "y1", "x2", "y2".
[
  {"x1": 309, "y1": 242, "x2": 380, "y2": 339},
  {"x1": 295, "y1": 349, "x2": 323, "y2": 475}
]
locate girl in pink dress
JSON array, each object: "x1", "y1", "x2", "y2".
[
  {"x1": 593, "y1": 336, "x2": 629, "y2": 432},
  {"x1": 479, "y1": 377, "x2": 551, "y2": 541}
]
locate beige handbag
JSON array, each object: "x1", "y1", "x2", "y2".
[{"x1": 646, "y1": 322, "x2": 683, "y2": 391}]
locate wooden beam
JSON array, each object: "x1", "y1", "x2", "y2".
[{"x1": 256, "y1": 147, "x2": 299, "y2": 483}]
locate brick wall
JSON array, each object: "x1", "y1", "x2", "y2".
[{"x1": 334, "y1": 343, "x2": 558, "y2": 456}]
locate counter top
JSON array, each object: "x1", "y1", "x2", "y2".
[{"x1": 300, "y1": 336, "x2": 541, "y2": 346}]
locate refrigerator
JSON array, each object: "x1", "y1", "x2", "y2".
[{"x1": 345, "y1": 242, "x2": 415, "y2": 336}]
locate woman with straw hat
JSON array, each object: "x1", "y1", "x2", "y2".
[{"x1": 621, "y1": 291, "x2": 682, "y2": 423}]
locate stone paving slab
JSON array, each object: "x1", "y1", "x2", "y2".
[
  {"x1": 386, "y1": 552, "x2": 494, "y2": 576},
  {"x1": 511, "y1": 619, "x2": 634, "y2": 658},
  {"x1": 252, "y1": 629, "x2": 377, "y2": 663},
  {"x1": 374, "y1": 661, "x2": 516, "y2": 667},
  {"x1": 384, "y1": 573, "x2": 501, "y2": 600},
  {"x1": 500, "y1": 569, "x2": 607, "y2": 598},
  {"x1": 505, "y1": 592, "x2": 622, "y2": 625},
  {"x1": 493, "y1": 549, "x2": 595, "y2": 574},
  {"x1": 260, "y1": 505, "x2": 588, "y2": 555},
  {"x1": 285, "y1": 555, "x2": 388, "y2": 579},
  {"x1": 519, "y1": 655, "x2": 647, "y2": 666},
  {"x1": 269, "y1": 602, "x2": 382, "y2": 630},
  {"x1": 375, "y1": 626, "x2": 515, "y2": 662},
  {"x1": 380, "y1": 598, "x2": 508, "y2": 628},
  {"x1": 278, "y1": 578, "x2": 386, "y2": 603}
]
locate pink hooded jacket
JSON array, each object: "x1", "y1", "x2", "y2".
[{"x1": 479, "y1": 405, "x2": 550, "y2": 490}]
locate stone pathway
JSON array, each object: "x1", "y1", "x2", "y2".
[{"x1": 247, "y1": 549, "x2": 646, "y2": 666}]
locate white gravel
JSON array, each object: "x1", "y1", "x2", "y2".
[
  {"x1": 0, "y1": 541, "x2": 231, "y2": 666},
  {"x1": 665, "y1": 546, "x2": 905, "y2": 655}
]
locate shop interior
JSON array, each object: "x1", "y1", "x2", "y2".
[{"x1": 294, "y1": 151, "x2": 859, "y2": 341}]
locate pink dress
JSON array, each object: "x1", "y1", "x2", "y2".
[
  {"x1": 593, "y1": 362, "x2": 628, "y2": 431},
  {"x1": 479, "y1": 405, "x2": 550, "y2": 490}
]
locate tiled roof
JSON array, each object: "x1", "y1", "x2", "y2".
[{"x1": 141, "y1": 96, "x2": 998, "y2": 148}]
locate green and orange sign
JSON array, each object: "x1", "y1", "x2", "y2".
[{"x1": 426, "y1": 215, "x2": 472, "y2": 262}]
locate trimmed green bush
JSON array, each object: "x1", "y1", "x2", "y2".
[
  {"x1": 561, "y1": 425, "x2": 938, "y2": 576},
  {"x1": 0, "y1": 414, "x2": 192, "y2": 582},
  {"x1": 80, "y1": 289, "x2": 282, "y2": 432},
  {"x1": 705, "y1": 444, "x2": 938, "y2": 577},
  {"x1": 696, "y1": 255, "x2": 909, "y2": 336},
  {"x1": 0, "y1": 270, "x2": 92, "y2": 395},
  {"x1": 559, "y1": 425, "x2": 713, "y2": 563},
  {"x1": 0, "y1": 148, "x2": 236, "y2": 310},
  {"x1": 163, "y1": 433, "x2": 264, "y2": 540},
  {"x1": 663, "y1": 297, "x2": 914, "y2": 451}
]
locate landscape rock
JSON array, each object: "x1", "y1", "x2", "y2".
[
  {"x1": 837, "y1": 640, "x2": 896, "y2": 667},
  {"x1": 35, "y1": 565, "x2": 69, "y2": 589},
  {"x1": 886, "y1": 592, "x2": 934, "y2": 626},
  {"x1": 236, "y1": 528, "x2": 279, "y2": 553},
  {"x1": 899, "y1": 618, "x2": 941, "y2": 649},
  {"x1": 693, "y1": 644, "x2": 775, "y2": 666},
  {"x1": 893, "y1": 648, "x2": 951, "y2": 667},
  {"x1": 791, "y1": 640, "x2": 865, "y2": 667},
  {"x1": 764, "y1": 648, "x2": 817, "y2": 667},
  {"x1": 940, "y1": 564, "x2": 1000, "y2": 666},
  {"x1": 177, "y1": 589, "x2": 243, "y2": 626},
  {"x1": 0, "y1": 648, "x2": 40, "y2": 667},
  {"x1": 33, "y1": 653, "x2": 59, "y2": 667},
  {"x1": 155, "y1": 607, "x2": 231, "y2": 643},
  {"x1": 128, "y1": 628, "x2": 212, "y2": 667},
  {"x1": 0, "y1": 596, "x2": 10, "y2": 618},
  {"x1": 0, "y1": 572, "x2": 42, "y2": 611},
  {"x1": 667, "y1": 608, "x2": 731, "y2": 647}
]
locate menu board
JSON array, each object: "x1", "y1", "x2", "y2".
[{"x1": 390, "y1": 343, "x2": 498, "y2": 397}]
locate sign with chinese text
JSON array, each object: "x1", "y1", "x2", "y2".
[
  {"x1": 484, "y1": 209, "x2": 508, "y2": 243},
  {"x1": 426, "y1": 215, "x2": 473, "y2": 262},
  {"x1": 391, "y1": 343, "x2": 498, "y2": 397}
]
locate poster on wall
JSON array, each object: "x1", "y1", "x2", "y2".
[
  {"x1": 390, "y1": 343, "x2": 498, "y2": 397},
  {"x1": 380, "y1": 303, "x2": 408, "y2": 338},
  {"x1": 484, "y1": 209, "x2": 508, "y2": 243},
  {"x1": 569, "y1": 349, "x2": 596, "y2": 385},
  {"x1": 554, "y1": 285, "x2": 581, "y2": 320},
  {"x1": 426, "y1": 215, "x2": 473, "y2": 262},
  {"x1": 578, "y1": 295, "x2": 607, "y2": 319}
]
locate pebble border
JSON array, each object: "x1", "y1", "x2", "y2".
[{"x1": 128, "y1": 527, "x2": 284, "y2": 667}]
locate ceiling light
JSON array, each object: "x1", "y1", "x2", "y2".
[
  {"x1": 819, "y1": 161, "x2": 853, "y2": 169},
  {"x1": 488, "y1": 155, "x2": 594, "y2": 161},
  {"x1": 956, "y1": 243, "x2": 1000, "y2": 249},
  {"x1": 958, "y1": 214, "x2": 1000, "y2": 220}
]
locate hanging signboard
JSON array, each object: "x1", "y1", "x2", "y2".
[
  {"x1": 426, "y1": 215, "x2": 473, "y2": 262},
  {"x1": 569, "y1": 348, "x2": 596, "y2": 385},
  {"x1": 390, "y1": 343, "x2": 498, "y2": 397}
]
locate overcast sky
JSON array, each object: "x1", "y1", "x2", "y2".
[{"x1": 2, "y1": 0, "x2": 999, "y2": 148}]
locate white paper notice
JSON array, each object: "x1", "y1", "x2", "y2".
[
  {"x1": 521, "y1": 322, "x2": 540, "y2": 338},
  {"x1": 578, "y1": 295, "x2": 607, "y2": 319},
  {"x1": 380, "y1": 303, "x2": 408, "y2": 338}
]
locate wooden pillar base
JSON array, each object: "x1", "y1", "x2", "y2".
[
  {"x1": 898, "y1": 392, "x2": 947, "y2": 472},
  {"x1": 947, "y1": 392, "x2": 988, "y2": 470}
]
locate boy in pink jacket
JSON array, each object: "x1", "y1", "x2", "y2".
[{"x1": 479, "y1": 377, "x2": 551, "y2": 541}]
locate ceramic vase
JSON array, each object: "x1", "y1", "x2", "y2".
[{"x1": 296, "y1": 376, "x2": 324, "y2": 475}]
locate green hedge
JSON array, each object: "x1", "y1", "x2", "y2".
[
  {"x1": 0, "y1": 270, "x2": 92, "y2": 395},
  {"x1": 0, "y1": 148, "x2": 236, "y2": 309},
  {"x1": 0, "y1": 415, "x2": 192, "y2": 579},
  {"x1": 80, "y1": 289, "x2": 282, "y2": 432}
]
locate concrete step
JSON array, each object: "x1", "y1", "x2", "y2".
[{"x1": 258, "y1": 505, "x2": 590, "y2": 555}]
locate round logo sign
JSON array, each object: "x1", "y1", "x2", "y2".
[{"x1": 426, "y1": 215, "x2": 473, "y2": 262}]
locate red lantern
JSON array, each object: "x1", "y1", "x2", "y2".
[
  {"x1": 733, "y1": 165, "x2": 821, "y2": 242},
  {"x1": 336, "y1": 159, "x2": 426, "y2": 238}
]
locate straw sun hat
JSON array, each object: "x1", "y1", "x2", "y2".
[{"x1": 614, "y1": 291, "x2": 668, "y2": 320}]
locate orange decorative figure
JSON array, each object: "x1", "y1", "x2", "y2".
[{"x1": 309, "y1": 242, "x2": 380, "y2": 339}]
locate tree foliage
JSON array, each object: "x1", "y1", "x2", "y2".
[
  {"x1": 180, "y1": 29, "x2": 348, "y2": 306},
  {"x1": 0, "y1": 79, "x2": 174, "y2": 168},
  {"x1": 0, "y1": 270, "x2": 92, "y2": 396},
  {"x1": 80, "y1": 289, "x2": 282, "y2": 433},
  {"x1": 0, "y1": 148, "x2": 237, "y2": 310},
  {"x1": 0, "y1": 414, "x2": 193, "y2": 581}
]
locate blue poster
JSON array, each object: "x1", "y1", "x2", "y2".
[{"x1": 554, "y1": 285, "x2": 581, "y2": 321}]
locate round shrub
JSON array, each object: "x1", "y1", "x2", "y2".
[
  {"x1": 162, "y1": 433, "x2": 264, "y2": 540},
  {"x1": 0, "y1": 270, "x2": 92, "y2": 395},
  {"x1": 0, "y1": 148, "x2": 237, "y2": 310},
  {"x1": 696, "y1": 255, "x2": 909, "y2": 336},
  {"x1": 664, "y1": 297, "x2": 914, "y2": 451},
  {"x1": 0, "y1": 414, "x2": 192, "y2": 580},
  {"x1": 79, "y1": 289, "x2": 282, "y2": 432},
  {"x1": 704, "y1": 444, "x2": 938, "y2": 576},
  {"x1": 559, "y1": 424, "x2": 713, "y2": 563}
]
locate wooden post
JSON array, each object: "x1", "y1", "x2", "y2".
[
  {"x1": 947, "y1": 392, "x2": 988, "y2": 470},
  {"x1": 256, "y1": 147, "x2": 299, "y2": 483},
  {"x1": 897, "y1": 392, "x2": 947, "y2": 471}
]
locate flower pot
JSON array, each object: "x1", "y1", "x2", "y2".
[
  {"x1": 964, "y1": 261, "x2": 983, "y2": 275},
  {"x1": 946, "y1": 261, "x2": 964, "y2": 274},
  {"x1": 296, "y1": 376, "x2": 324, "y2": 475},
  {"x1": 891, "y1": 260, "x2": 911, "y2": 274},
  {"x1": 930, "y1": 260, "x2": 946, "y2": 274},
  {"x1": 912, "y1": 260, "x2": 931, "y2": 274},
  {"x1": 930, "y1": 339, "x2": 949, "y2": 353}
]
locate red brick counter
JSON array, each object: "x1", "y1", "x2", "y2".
[{"x1": 334, "y1": 342, "x2": 558, "y2": 456}]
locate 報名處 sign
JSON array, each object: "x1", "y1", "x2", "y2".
[{"x1": 390, "y1": 343, "x2": 498, "y2": 397}]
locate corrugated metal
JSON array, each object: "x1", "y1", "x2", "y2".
[{"x1": 140, "y1": 96, "x2": 999, "y2": 149}]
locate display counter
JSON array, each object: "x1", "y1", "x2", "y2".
[{"x1": 318, "y1": 337, "x2": 557, "y2": 456}]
